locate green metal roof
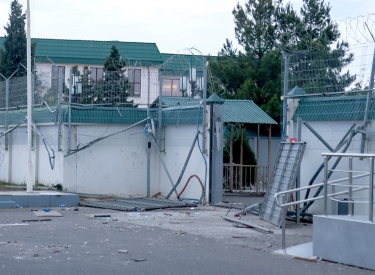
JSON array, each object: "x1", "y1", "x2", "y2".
[
  {"x1": 206, "y1": 93, "x2": 224, "y2": 105},
  {"x1": 152, "y1": 96, "x2": 277, "y2": 125},
  {"x1": 224, "y1": 100, "x2": 277, "y2": 124},
  {"x1": 0, "y1": 96, "x2": 277, "y2": 127},
  {"x1": 0, "y1": 37, "x2": 164, "y2": 66},
  {"x1": 288, "y1": 86, "x2": 306, "y2": 96},
  {"x1": 292, "y1": 94, "x2": 375, "y2": 121}
]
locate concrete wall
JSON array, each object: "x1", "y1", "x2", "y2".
[
  {"x1": 0, "y1": 122, "x2": 209, "y2": 201},
  {"x1": 291, "y1": 120, "x2": 371, "y2": 215},
  {"x1": 158, "y1": 125, "x2": 209, "y2": 202}
]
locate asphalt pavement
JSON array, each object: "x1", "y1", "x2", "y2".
[{"x1": 0, "y1": 206, "x2": 373, "y2": 275}]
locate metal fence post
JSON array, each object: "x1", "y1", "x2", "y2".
[
  {"x1": 5, "y1": 78, "x2": 9, "y2": 150},
  {"x1": 57, "y1": 68, "x2": 63, "y2": 151},
  {"x1": 282, "y1": 194, "x2": 287, "y2": 251},
  {"x1": 281, "y1": 53, "x2": 289, "y2": 142},
  {"x1": 324, "y1": 156, "x2": 328, "y2": 216},
  {"x1": 68, "y1": 69, "x2": 72, "y2": 152},
  {"x1": 349, "y1": 157, "x2": 353, "y2": 216},
  {"x1": 369, "y1": 157, "x2": 374, "y2": 222}
]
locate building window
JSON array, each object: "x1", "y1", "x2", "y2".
[
  {"x1": 162, "y1": 78, "x2": 180, "y2": 97},
  {"x1": 128, "y1": 69, "x2": 141, "y2": 97},
  {"x1": 90, "y1": 67, "x2": 103, "y2": 84},
  {"x1": 51, "y1": 65, "x2": 65, "y2": 91}
]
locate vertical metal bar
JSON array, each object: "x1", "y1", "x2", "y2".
[
  {"x1": 282, "y1": 195, "x2": 287, "y2": 251},
  {"x1": 5, "y1": 79, "x2": 9, "y2": 150},
  {"x1": 57, "y1": 68, "x2": 63, "y2": 151},
  {"x1": 369, "y1": 157, "x2": 374, "y2": 222},
  {"x1": 68, "y1": 69, "x2": 72, "y2": 152},
  {"x1": 239, "y1": 125, "x2": 243, "y2": 192},
  {"x1": 348, "y1": 157, "x2": 353, "y2": 216},
  {"x1": 229, "y1": 124, "x2": 234, "y2": 192},
  {"x1": 268, "y1": 124, "x2": 271, "y2": 185},
  {"x1": 282, "y1": 54, "x2": 289, "y2": 142},
  {"x1": 26, "y1": 0, "x2": 33, "y2": 193},
  {"x1": 147, "y1": 66, "x2": 151, "y2": 198},
  {"x1": 202, "y1": 61, "x2": 208, "y2": 154},
  {"x1": 296, "y1": 117, "x2": 302, "y2": 223},
  {"x1": 158, "y1": 70, "x2": 162, "y2": 144},
  {"x1": 324, "y1": 156, "x2": 328, "y2": 216}
]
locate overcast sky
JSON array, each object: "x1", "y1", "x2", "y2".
[{"x1": 0, "y1": 0, "x2": 373, "y2": 55}]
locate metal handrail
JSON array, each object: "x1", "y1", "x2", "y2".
[
  {"x1": 276, "y1": 152, "x2": 375, "y2": 251},
  {"x1": 275, "y1": 172, "x2": 369, "y2": 207}
]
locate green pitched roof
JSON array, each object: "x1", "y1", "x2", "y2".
[
  {"x1": 293, "y1": 94, "x2": 375, "y2": 121},
  {"x1": 0, "y1": 37, "x2": 164, "y2": 66},
  {"x1": 206, "y1": 93, "x2": 224, "y2": 105},
  {"x1": 288, "y1": 86, "x2": 306, "y2": 96},
  {"x1": 152, "y1": 96, "x2": 277, "y2": 125},
  {"x1": 224, "y1": 100, "x2": 277, "y2": 124}
]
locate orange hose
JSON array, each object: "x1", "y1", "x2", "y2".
[{"x1": 177, "y1": 174, "x2": 204, "y2": 199}]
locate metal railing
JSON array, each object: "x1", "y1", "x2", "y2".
[
  {"x1": 223, "y1": 164, "x2": 269, "y2": 193},
  {"x1": 274, "y1": 152, "x2": 375, "y2": 250}
]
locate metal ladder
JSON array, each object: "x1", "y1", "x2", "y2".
[{"x1": 259, "y1": 142, "x2": 306, "y2": 227}]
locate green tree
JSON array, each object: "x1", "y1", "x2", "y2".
[
  {"x1": 278, "y1": 0, "x2": 355, "y2": 94},
  {"x1": 0, "y1": 0, "x2": 36, "y2": 77},
  {"x1": 100, "y1": 45, "x2": 129, "y2": 104},
  {"x1": 210, "y1": 0, "x2": 355, "y2": 122}
]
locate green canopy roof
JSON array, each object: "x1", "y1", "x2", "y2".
[{"x1": 293, "y1": 94, "x2": 375, "y2": 121}]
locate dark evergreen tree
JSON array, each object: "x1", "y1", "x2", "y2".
[
  {"x1": 101, "y1": 45, "x2": 129, "y2": 104},
  {"x1": 0, "y1": 0, "x2": 33, "y2": 77}
]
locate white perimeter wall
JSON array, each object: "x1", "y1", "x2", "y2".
[
  {"x1": 158, "y1": 125, "x2": 209, "y2": 202},
  {"x1": 294, "y1": 120, "x2": 372, "y2": 215},
  {"x1": 0, "y1": 122, "x2": 209, "y2": 201}
]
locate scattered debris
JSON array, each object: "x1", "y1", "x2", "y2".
[
  {"x1": 264, "y1": 242, "x2": 272, "y2": 247},
  {"x1": 33, "y1": 254, "x2": 39, "y2": 257},
  {"x1": 74, "y1": 207, "x2": 79, "y2": 211},
  {"x1": 94, "y1": 215, "x2": 111, "y2": 218},
  {"x1": 221, "y1": 216, "x2": 273, "y2": 234},
  {"x1": 152, "y1": 192, "x2": 161, "y2": 198},
  {"x1": 174, "y1": 230, "x2": 187, "y2": 235},
  {"x1": 131, "y1": 258, "x2": 147, "y2": 262},
  {"x1": 33, "y1": 211, "x2": 63, "y2": 217},
  {"x1": 118, "y1": 250, "x2": 128, "y2": 254},
  {"x1": 169, "y1": 221, "x2": 194, "y2": 224},
  {"x1": 292, "y1": 256, "x2": 319, "y2": 263},
  {"x1": 22, "y1": 219, "x2": 51, "y2": 222},
  {"x1": 163, "y1": 213, "x2": 172, "y2": 216},
  {"x1": 232, "y1": 236, "x2": 246, "y2": 239}
]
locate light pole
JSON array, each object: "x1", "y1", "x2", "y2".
[
  {"x1": 189, "y1": 67, "x2": 196, "y2": 97},
  {"x1": 71, "y1": 74, "x2": 82, "y2": 102},
  {"x1": 179, "y1": 76, "x2": 187, "y2": 97}
]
